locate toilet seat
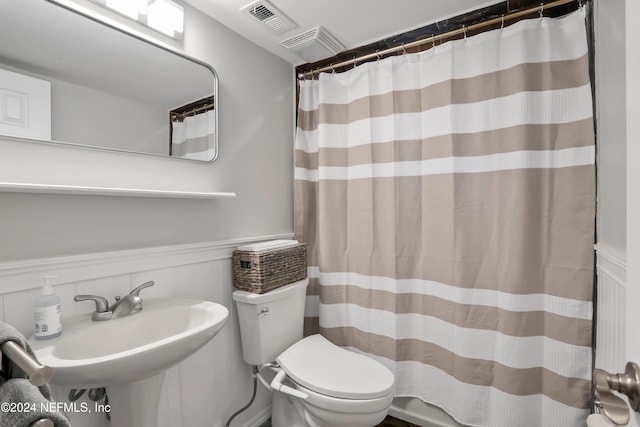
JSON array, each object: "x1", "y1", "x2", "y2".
[{"x1": 275, "y1": 334, "x2": 394, "y2": 400}]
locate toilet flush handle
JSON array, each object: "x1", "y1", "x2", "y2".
[{"x1": 270, "y1": 369, "x2": 309, "y2": 400}]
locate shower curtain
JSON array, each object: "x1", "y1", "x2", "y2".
[
  {"x1": 294, "y1": 9, "x2": 594, "y2": 427},
  {"x1": 171, "y1": 109, "x2": 216, "y2": 160}
]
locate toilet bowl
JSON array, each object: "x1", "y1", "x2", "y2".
[
  {"x1": 272, "y1": 334, "x2": 394, "y2": 427},
  {"x1": 232, "y1": 279, "x2": 395, "y2": 427}
]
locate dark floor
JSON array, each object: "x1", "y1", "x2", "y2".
[
  {"x1": 258, "y1": 415, "x2": 420, "y2": 427},
  {"x1": 376, "y1": 416, "x2": 421, "y2": 427}
]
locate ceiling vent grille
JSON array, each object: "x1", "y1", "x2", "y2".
[
  {"x1": 280, "y1": 26, "x2": 345, "y2": 63},
  {"x1": 240, "y1": 0, "x2": 297, "y2": 34}
]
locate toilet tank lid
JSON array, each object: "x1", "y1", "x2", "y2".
[
  {"x1": 276, "y1": 334, "x2": 395, "y2": 400},
  {"x1": 232, "y1": 278, "x2": 309, "y2": 304}
]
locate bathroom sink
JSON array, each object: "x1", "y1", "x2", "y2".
[{"x1": 29, "y1": 298, "x2": 229, "y2": 388}]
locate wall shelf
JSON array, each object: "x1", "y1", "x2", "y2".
[{"x1": 0, "y1": 182, "x2": 236, "y2": 199}]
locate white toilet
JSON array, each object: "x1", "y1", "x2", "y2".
[{"x1": 232, "y1": 278, "x2": 395, "y2": 427}]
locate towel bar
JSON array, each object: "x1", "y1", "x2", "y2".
[
  {"x1": 0, "y1": 341, "x2": 53, "y2": 386},
  {"x1": 1, "y1": 341, "x2": 57, "y2": 426}
]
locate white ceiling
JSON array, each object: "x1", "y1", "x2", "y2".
[{"x1": 185, "y1": 0, "x2": 498, "y2": 65}]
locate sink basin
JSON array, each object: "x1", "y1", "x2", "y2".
[
  {"x1": 30, "y1": 298, "x2": 229, "y2": 387},
  {"x1": 29, "y1": 298, "x2": 229, "y2": 427}
]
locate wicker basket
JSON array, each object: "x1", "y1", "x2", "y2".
[{"x1": 232, "y1": 244, "x2": 307, "y2": 294}]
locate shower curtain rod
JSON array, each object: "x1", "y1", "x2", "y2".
[
  {"x1": 298, "y1": 0, "x2": 578, "y2": 79},
  {"x1": 171, "y1": 102, "x2": 214, "y2": 121}
]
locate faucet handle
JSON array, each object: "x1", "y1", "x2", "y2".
[
  {"x1": 74, "y1": 295, "x2": 110, "y2": 313},
  {"x1": 130, "y1": 281, "x2": 154, "y2": 297}
]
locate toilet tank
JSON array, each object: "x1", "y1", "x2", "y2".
[{"x1": 232, "y1": 278, "x2": 309, "y2": 366}]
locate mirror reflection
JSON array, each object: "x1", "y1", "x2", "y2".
[{"x1": 0, "y1": 0, "x2": 218, "y2": 162}]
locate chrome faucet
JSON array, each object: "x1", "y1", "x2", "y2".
[{"x1": 74, "y1": 281, "x2": 155, "y2": 321}]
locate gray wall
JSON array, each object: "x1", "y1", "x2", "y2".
[
  {"x1": 0, "y1": 62, "x2": 169, "y2": 155},
  {"x1": 0, "y1": 2, "x2": 294, "y2": 262},
  {"x1": 52, "y1": 79, "x2": 169, "y2": 155},
  {"x1": 595, "y1": 0, "x2": 627, "y2": 259}
]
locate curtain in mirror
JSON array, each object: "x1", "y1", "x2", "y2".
[{"x1": 171, "y1": 110, "x2": 216, "y2": 161}]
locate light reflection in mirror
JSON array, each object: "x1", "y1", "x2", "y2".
[{"x1": 0, "y1": 0, "x2": 218, "y2": 162}]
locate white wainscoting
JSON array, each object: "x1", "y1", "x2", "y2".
[
  {"x1": 0, "y1": 233, "x2": 293, "y2": 427},
  {"x1": 595, "y1": 244, "x2": 627, "y2": 374}
]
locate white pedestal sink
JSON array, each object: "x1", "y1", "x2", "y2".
[{"x1": 29, "y1": 298, "x2": 229, "y2": 427}]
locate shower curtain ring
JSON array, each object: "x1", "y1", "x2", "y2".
[
  {"x1": 463, "y1": 25, "x2": 467, "y2": 40},
  {"x1": 501, "y1": 14, "x2": 505, "y2": 30},
  {"x1": 376, "y1": 50, "x2": 381, "y2": 61},
  {"x1": 402, "y1": 43, "x2": 407, "y2": 56},
  {"x1": 539, "y1": 3, "x2": 544, "y2": 18},
  {"x1": 432, "y1": 35, "x2": 436, "y2": 49},
  {"x1": 330, "y1": 64, "x2": 336, "y2": 74}
]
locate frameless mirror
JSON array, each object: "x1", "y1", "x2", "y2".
[{"x1": 0, "y1": 0, "x2": 218, "y2": 162}]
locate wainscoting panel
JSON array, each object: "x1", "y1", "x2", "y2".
[
  {"x1": 595, "y1": 245, "x2": 627, "y2": 374},
  {"x1": 0, "y1": 234, "x2": 293, "y2": 427}
]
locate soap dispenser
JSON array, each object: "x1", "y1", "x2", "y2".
[{"x1": 34, "y1": 275, "x2": 62, "y2": 340}]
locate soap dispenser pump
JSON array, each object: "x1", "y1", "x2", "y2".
[{"x1": 34, "y1": 275, "x2": 62, "y2": 340}]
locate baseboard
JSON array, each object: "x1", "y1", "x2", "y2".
[{"x1": 239, "y1": 406, "x2": 271, "y2": 427}]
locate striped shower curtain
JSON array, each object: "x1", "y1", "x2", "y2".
[{"x1": 294, "y1": 9, "x2": 594, "y2": 427}]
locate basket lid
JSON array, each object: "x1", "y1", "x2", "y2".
[{"x1": 236, "y1": 240, "x2": 299, "y2": 253}]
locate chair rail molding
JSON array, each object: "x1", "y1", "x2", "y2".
[
  {"x1": 0, "y1": 233, "x2": 294, "y2": 293},
  {"x1": 595, "y1": 244, "x2": 627, "y2": 285}
]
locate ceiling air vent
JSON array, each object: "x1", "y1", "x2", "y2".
[
  {"x1": 280, "y1": 26, "x2": 345, "y2": 63},
  {"x1": 240, "y1": 0, "x2": 297, "y2": 35}
]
